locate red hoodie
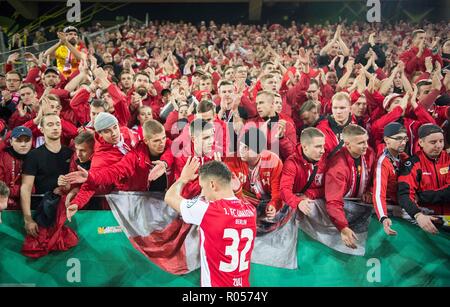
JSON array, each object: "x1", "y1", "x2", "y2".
[
  {"x1": 280, "y1": 144, "x2": 328, "y2": 209},
  {"x1": 325, "y1": 147, "x2": 375, "y2": 231}
]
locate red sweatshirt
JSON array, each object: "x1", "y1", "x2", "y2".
[
  {"x1": 171, "y1": 143, "x2": 218, "y2": 199},
  {"x1": 172, "y1": 117, "x2": 229, "y2": 157},
  {"x1": 69, "y1": 88, "x2": 91, "y2": 125}
]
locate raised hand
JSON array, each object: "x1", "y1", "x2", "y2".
[
  {"x1": 7, "y1": 52, "x2": 20, "y2": 64},
  {"x1": 424, "y1": 57, "x2": 433, "y2": 73},
  {"x1": 368, "y1": 32, "x2": 376, "y2": 46},
  {"x1": 179, "y1": 156, "x2": 201, "y2": 183},
  {"x1": 57, "y1": 32, "x2": 67, "y2": 44}
]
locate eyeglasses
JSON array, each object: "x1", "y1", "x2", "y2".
[
  {"x1": 388, "y1": 136, "x2": 408, "y2": 142},
  {"x1": 6, "y1": 79, "x2": 20, "y2": 83}
]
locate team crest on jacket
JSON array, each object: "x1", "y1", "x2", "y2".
[
  {"x1": 315, "y1": 174, "x2": 323, "y2": 186},
  {"x1": 440, "y1": 167, "x2": 449, "y2": 175}
]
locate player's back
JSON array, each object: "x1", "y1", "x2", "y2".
[{"x1": 199, "y1": 197, "x2": 257, "y2": 287}]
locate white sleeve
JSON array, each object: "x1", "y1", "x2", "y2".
[{"x1": 180, "y1": 197, "x2": 209, "y2": 226}]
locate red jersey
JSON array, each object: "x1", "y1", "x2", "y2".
[{"x1": 180, "y1": 196, "x2": 257, "y2": 287}]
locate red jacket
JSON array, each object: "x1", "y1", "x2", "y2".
[
  {"x1": 242, "y1": 113, "x2": 297, "y2": 161},
  {"x1": 84, "y1": 139, "x2": 174, "y2": 191},
  {"x1": 70, "y1": 126, "x2": 137, "y2": 209},
  {"x1": 325, "y1": 147, "x2": 375, "y2": 231},
  {"x1": 280, "y1": 144, "x2": 327, "y2": 209},
  {"x1": 370, "y1": 105, "x2": 436, "y2": 155},
  {"x1": 398, "y1": 150, "x2": 450, "y2": 217},
  {"x1": 316, "y1": 115, "x2": 355, "y2": 157},
  {"x1": 0, "y1": 147, "x2": 29, "y2": 209},
  {"x1": 372, "y1": 148, "x2": 409, "y2": 221},
  {"x1": 224, "y1": 150, "x2": 284, "y2": 211},
  {"x1": 399, "y1": 47, "x2": 443, "y2": 77}
]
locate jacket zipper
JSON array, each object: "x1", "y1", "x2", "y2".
[{"x1": 433, "y1": 160, "x2": 440, "y2": 188}]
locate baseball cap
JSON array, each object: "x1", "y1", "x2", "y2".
[
  {"x1": 383, "y1": 93, "x2": 403, "y2": 110},
  {"x1": 63, "y1": 26, "x2": 79, "y2": 34},
  {"x1": 11, "y1": 126, "x2": 32, "y2": 139},
  {"x1": 418, "y1": 124, "x2": 444, "y2": 139},
  {"x1": 44, "y1": 66, "x2": 60, "y2": 76},
  {"x1": 384, "y1": 122, "x2": 406, "y2": 137}
]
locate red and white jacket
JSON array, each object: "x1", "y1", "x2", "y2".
[
  {"x1": 224, "y1": 150, "x2": 284, "y2": 211},
  {"x1": 372, "y1": 148, "x2": 409, "y2": 221}
]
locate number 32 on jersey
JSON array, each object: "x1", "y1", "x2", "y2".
[{"x1": 219, "y1": 228, "x2": 254, "y2": 273}]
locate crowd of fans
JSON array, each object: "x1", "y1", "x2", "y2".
[{"x1": 0, "y1": 19, "x2": 449, "y2": 251}]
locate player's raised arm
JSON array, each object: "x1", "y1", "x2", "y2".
[{"x1": 164, "y1": 156, "x2": 200, "y2": 212}]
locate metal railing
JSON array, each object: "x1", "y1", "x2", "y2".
[{"x1": 0, "y1": 22, "x2": 128, "y2": 75}]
